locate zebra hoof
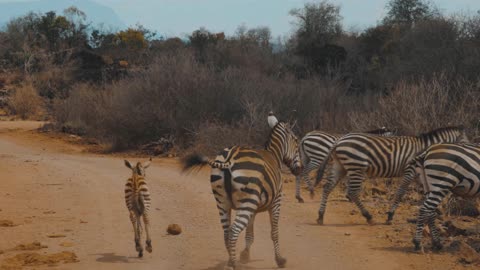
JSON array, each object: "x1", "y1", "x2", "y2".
[
  {"x1": 432, "y1": 241, "x2": 443, "y2": 251},
  {"x1": 138, "y1": 250, "x2": 143, "y2": 258},
  {"x1": 146, "y1": 240, "x2": 152, "y2": 253},
  {"x1": 413, "y1": 239, "x2": 423, "y2": 253},
  {"x1": 296, "y1": 196, "x2": 305, "y2": 203},
  {"x1": 240, "y1": 249, "x2": 250, "y2": 263},
  {"x1": 276, "y1": 257, "x2": 287, "y2": 268},
  {"x1": 317, "y1": 218, "x2": 324, "y2": 225},
  {"x1": 385, "y1": 212, "x2": 394, "y2": 225}
]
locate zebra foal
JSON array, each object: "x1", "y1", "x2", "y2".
[
  {"x1": 182, "y1": 113, "x2": 301, "y2": 270},
  {"x1": 124, "y1": 158, "x2": 152, "y2": 257}
]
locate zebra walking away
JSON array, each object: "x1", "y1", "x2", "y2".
[
  {"x1": 124, "y1": 158, "x2": 152, "y2": 257},
  {"x1": 407, "y1": 143, "x2": 480, "y2": 251},
  {"x1": 295, "y1": 127, "x2": 393, "y2": 203},
  {"x1": 182, "y1": 113, "x2": 301, "y2": 270},
  {"x1": 314, "y1": 126, "x2": 467, "y2": 225}
]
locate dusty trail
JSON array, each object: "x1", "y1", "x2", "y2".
[{"x1": 0, "y1": 122, "x2": 465, "y2": 269}]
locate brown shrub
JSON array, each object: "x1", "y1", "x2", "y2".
[
  {"x1": 348, "y1": 75, "x2": 480, "y2": 135},
  {"x1": 7, "y1": 83, "x2": 43, "y2": 119},
  {"x1": 54, "y1": 52, "x2": 353, "y2": 152},
  {"x1": 53, "y1": 83, "x2": 107, "y2": 136}
]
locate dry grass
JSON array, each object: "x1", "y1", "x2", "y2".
[
  {"x1": 348, "y1": 75, "x2": 480, "y2": 136},
  {"x1": 7, "y1": 83, "x2": 43, "y2": 120}
]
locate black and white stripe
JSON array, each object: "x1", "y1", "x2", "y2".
[
  {"x1": 124, "y1": 158, "x2": 152, "y2": 258},
  {"x1": 315, "y1": 127, "x2": 467, "y2": 225},
  {"x1": 295, "y1": 127, "x2": 393, "y2": 203},
  {"x1": 182, "y1": 114, "x2": 301, "y2": 270},
  {"x1": 408, "y1": 143, "x2": 480, "y2": 251}
]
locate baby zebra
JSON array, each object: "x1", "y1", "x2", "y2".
[
  {"x1": 124, "y1": 158, "x2": 152, "y2": 257},
  {"x1": 182, "y1": 114, "x2": 301, "y2": 270},
  {"x1": 409, "y1": 143, "x2": 480, "y2": 251}
]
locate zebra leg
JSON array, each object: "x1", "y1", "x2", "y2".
[
  {"x1": 317, "y1": 163, "x2": 343, "y2": 225},
  {"x1": 129, "y1": 211, "x2": 143, "y2": 257},
  {"x1": 219, "y1": 206, "x2": 231, "y2": 253},
  {"x1": 413, "y1": 206, "x2": 429, "y2": 252},
  {"x1": 346, "y1": 171, "x2": 373, "y2": 225},
  {"x1": 143, "y1": 212, "x2": 152, "y2": 253},
  {"x1": 240, "y1": 214, "x2": 256, "y2": 263},
  {"x1": 295, "y1": 175, "x2": 304, "y2": 203},
  {"x1": 428, "y1": 213, "x2": 443, "y2": 251},
  {"x1": 225, "y1": 210, "x2": 253, "y2": 270},
  {"x1": 136, "y1": 215, "x2": 144, "y2": 257},
  {"x1": 269, "y1": 197, "x2": 286, "y2": 268},
  {"x1": 386, "y1": 164, "x2": 416, "y2": 224},
  {"x1": 413, "y1": 191, "x2": 446, "y2": 251},
  {"x1": 295, "y1": 162, "x2": 317, "y2": 203}
]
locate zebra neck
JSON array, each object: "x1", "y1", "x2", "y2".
[{"x1": 266, "y1": 137, "x2": 285, "y2": 168}]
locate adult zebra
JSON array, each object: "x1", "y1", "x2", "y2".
[
  {"x1": 407, "y1": 143, "x2": 480, "y2": 251},
  {"x1": 182, "y1": 114, "x2": 301, "y2": 270},
  {"x1": 295, "y1": 127, "x2": 394, "y2": 203},
  {"x1": 314, "y1": 126, "x2": 467, "y2": 225}
]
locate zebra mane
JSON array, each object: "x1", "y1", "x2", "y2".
[
  {"x1": 418, "y1": 126, "x2": 464, "y2": 138},
  {"x1": 264, "y1": 121, "x2": 288, "y2": 150}
]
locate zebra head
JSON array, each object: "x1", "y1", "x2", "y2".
[
  {"x1": 124, "y1": 158, "x2": 152, "y2": 177},
  {"x1": 267, "y1": 113, "x2": 302, "y2": 176}
]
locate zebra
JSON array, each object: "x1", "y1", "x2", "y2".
[
  {"x1": 314, "y1": 126, "x2": 467, "y2": 225},
  {"x1": 295, "y1": 127, "x2": 394, "y2": 203},
  {"x1": 407, "y1": 143, "x2": 480, "y2": 251},
  {"x1": 182, "y1": 113, "x2": 301, "y2": 270},
  {"x1": 124, "y1": 158, "x2": 152, "y2": 257}
]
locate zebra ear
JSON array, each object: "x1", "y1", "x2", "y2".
[
  {"x1": 268, "y1": 113, "x2": 278, "y2": 128},
  {"x1": 124, "y1": 160, "x2": 133, "y2": 169},
  {"x1": 143, "y1": 157, "x2": 152, "y2": 168}
]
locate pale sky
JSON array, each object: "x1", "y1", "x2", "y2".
[{"x1": 1, "y1": 0, "x2": 480, "y2": 37}]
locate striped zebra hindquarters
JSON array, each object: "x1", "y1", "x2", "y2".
[
  {"x1": 182, "y1": 114, "x2": 301, "y2": 270},
  {"x1": 386, "y1": 127, "x2": 469, "y2": 224},
  {"x1": 411, "y1": 143, "x2": 480, "y2": 252},
  {"x1": 295, "y1": 131, "x2": 338, "y2": 203},
  {"x1": 124, "y1": 158, "x2": 152, "y2": 258}
]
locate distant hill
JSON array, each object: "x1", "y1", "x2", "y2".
[{"x1": 0, "y1": 0, "x2": 126, "y2": 30}]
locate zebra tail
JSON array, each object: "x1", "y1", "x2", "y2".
[
  {"x1": 314, "y1": 147, "x2": 335, "y2": 187},
  {"x1": 182, "y1": 153, "x2": 231, "y2": 172}
]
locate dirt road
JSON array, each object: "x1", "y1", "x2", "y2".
[{"x1": 0, "y1": 122, "x2": 467, "y2": 269}]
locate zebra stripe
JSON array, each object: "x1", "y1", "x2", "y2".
[
  {"x1": 124, "y1": 158, "x2": 152, "y2": 258},
  {"x1": 295, "y1": 127, "x2": 393, "y2": 203},
  {"x1": 408, "y1": 143, "x2": 480, "y2": 251},
  {"x1": 183, "y1": 117, "x2": 301, "y2": 270},
  {"x1": 315, "y1": 126, "x2": 467, "y2": 225}
]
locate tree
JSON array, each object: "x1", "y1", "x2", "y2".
[
  {"x1": 383, "y1": 0, "x2": 439, "y2": 26},
  {"x1": 289, "y1": 1, "x2": 344, "y2": 71}
]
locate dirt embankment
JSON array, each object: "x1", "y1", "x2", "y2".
[{"x1": 0, "y1": 121, "x2": 477, "y2": 270}]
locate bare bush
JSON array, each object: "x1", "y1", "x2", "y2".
[
  {"x1": 53, "y1": 83, "x2": 107, "y2": 136},
  {"x1": 53, "y1": 51, "x2": 355, "y2": 152},
  {"x1": 8, "y1": 83, "x2": 43, "y2": 119},
  {"x1": 349, "y1": 75, "x2": 480, "y2": 135}
]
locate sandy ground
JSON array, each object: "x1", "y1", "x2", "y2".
[{"x1": 0, "y1": 121, "x2": 473, "y2": 270}]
